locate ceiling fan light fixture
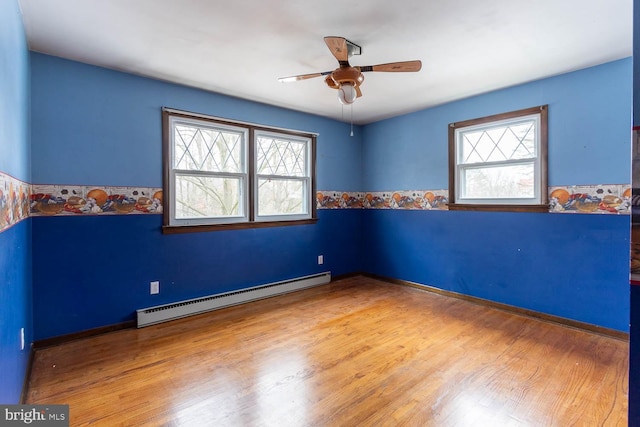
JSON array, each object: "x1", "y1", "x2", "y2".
[
  {"x1": 278, "y1": 36, "x2": 422, "y2": 111},
  {"x1": 337, "y1": 83, "x2": 357, "y2": 105}
]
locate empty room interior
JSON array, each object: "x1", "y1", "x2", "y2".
[{"x1": 3, "y1": 0, "x2": 640, "y2": 425}]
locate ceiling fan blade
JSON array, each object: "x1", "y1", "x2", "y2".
[
  {"x1": 324, "y1": 36, "x2": 349, "y2": 64},
  {"x1": 278, "y1": 71, "x2": 331, "y2": 83},
  {"x1": 358, "y1": 60, "x2": 422, "y2": 73}
]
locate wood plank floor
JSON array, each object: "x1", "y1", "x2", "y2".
[{"x1": 26, "y1": 276, "x2": 628, "y2": 426}]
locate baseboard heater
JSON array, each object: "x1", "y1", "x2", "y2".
[{"x1": 136, "y1": 271, "x2": 331, "y2": 327}]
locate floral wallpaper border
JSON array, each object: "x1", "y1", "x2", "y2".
[{"x1": 0, "y1": 169, "x2": 632, "y2": 234}]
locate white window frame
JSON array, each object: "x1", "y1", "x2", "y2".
[
  {"x1": 448, "y1": 105, "x2": 548, "y2": 212},
  {"x1": 162, "y1": 108, "x2": 317, "y2": 232},
  {"x1": 254, "y1": 130, "x2": 312, "y2": 222},
  {"x1": 168, "y1": 115, "x2": 249, "y2": 226}
]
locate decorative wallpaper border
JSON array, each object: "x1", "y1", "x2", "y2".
[
  {"x1": 0, "y1": 172, "x2": 30, "y2": 233},
  {"x1": 317, "y1": 190, "x2": 449, "y2": 210},
  {"x1": 31, "y1": 184, "x2": 163, "y2": 216},
  {"x1": 549, "y1": 184, "x2": 630, "y2": 214},
  {"x1": 317, "y1": 184, "x2": 632, "y2": 214},
  {"x1": 0, "y1": 169, "x2": 632, "y2": 234}
]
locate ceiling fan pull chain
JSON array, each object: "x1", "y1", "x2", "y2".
[{"x1": 350, "y1": 104, "x2": 354, "y2": 137}]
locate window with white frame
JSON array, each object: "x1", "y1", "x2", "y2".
[
  {"x1": 448, "y1": 105, "x2": 548, "y2": 212},
  {"x1": 162, "y1": 108, "x2": 316, "y2": 232},
  {"x1": 255, "y1": 131, "x2": 312, "y2": 221}
]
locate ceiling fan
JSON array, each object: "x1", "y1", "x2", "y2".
[{"x1": 278, "y1": 36, "x2": 422, "y2": 105}]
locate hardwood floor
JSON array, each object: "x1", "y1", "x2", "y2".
[{"x1": 26, "y1": 276, "x2": 628, "y2": 426}]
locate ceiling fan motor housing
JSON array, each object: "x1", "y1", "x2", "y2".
[
  {"x1": 327, "y1": 67, "x2": 364, "y2": 90},
  {"x1": 278, "y1": 36, "x2": 421, "y2": 105}
]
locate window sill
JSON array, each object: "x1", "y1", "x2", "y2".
[
  {"x1": 448, "y1": 203, "x2": 549, "y2": 213},
  {"x1": 162, "y1": 218, "x2": 319, "y2": 234}
]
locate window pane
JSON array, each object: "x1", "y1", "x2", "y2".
[
  {"x1": 507, "y1": 122, "x2": 536, "y2": 159},
  {"x1": 165, "y1": 110, "x2": 315, "y2": 228},
  {"x1": 461, "y1": 163, "x2": 535, "y2": 199},
  {"x1": 460, "y1": 120, "x2": 536, "y2": 165},
  {"x1": 174, "y1": 125, "x2": 243, "y2": 173},
  {"x1": 175, "y1": 175, "x2": 241, "y2": 218},
  {"x1": 256, "y1": 137, "x2": 306, "y2": 177},
  {"x1": 258, "y1": 179, "x2": 305, "y2": 216}
]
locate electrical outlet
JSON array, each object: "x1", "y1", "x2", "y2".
[
  {"x1": 150, "y1": 281, "x2": 160, "y2": 294},
  {"x1": 20, "y1": 328, "x2": 24, "y2": 351},
  {"x1": 318, "y1": 255, "x2": 324, "y2": 265}
]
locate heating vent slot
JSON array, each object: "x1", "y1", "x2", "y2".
[{"x1": 136, "y1": 272, "x2": 331, "y2": 327}]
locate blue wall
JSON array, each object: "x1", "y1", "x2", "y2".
[
  {"x1": 363, "y1": 58, "x2": 631, "y2": 190},
  {"x1": 30, "y1": 54, "x2": 363, "y2": 340},
  {"x1": 362, "y1": 210, "x2": 629, "y2": 331},
  {"x1": 30, "y1": 54, "x2": 363, "y2": 191},
  {"x1": 0, "y1": 1, "x2": 30, "y2": 178},
  {"x1": 32, "y1": 210, "x2": 361, "y2": 339},
  {"x1": 362, "y1": 59, "x2": 631, "y2": 332},
  {"x1": 0, "y1": 0, "x2": 32, "y2": 404}
]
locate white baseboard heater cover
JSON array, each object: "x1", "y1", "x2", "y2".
[{"x1": 136, "y1": 271, "x2": 331, "y2": 327}]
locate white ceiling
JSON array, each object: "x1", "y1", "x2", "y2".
[{"x1": 19, "y1": 0, "x2": 632, "y2": 125}]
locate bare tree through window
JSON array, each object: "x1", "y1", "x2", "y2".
[
  {"x1": 449, "y1": 105, "x2": 548, "y2": 211},
  {"x1": 163, "y1": 108, "x2": 316, "y2": 228}
]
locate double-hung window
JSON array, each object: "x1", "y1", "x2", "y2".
[
  {"x1": 163, "y1": 108, "x2": 316, "y2": 232},
  {"x1": 255, "y1": 131, "x2": 312, "y2": 221},
  {"x1": 169, "y1": 116, "x2": 249, "y2": 225},
  {"x1": 448, "y1": 105, "x2": 548, "y2": 212}
]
